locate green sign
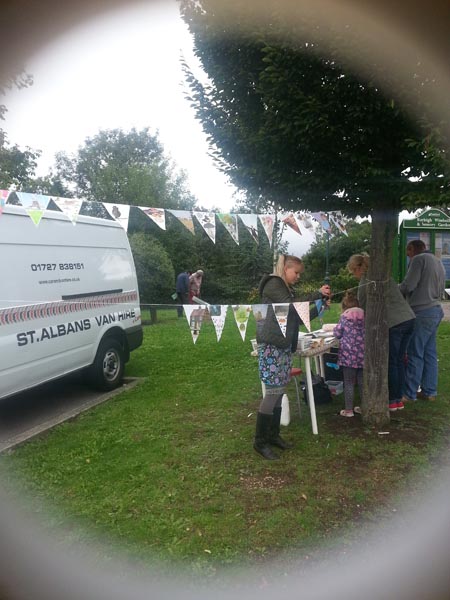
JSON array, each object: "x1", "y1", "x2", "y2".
[{"x1": 403, "y1": 208, "x2": 450, "y2": 229}]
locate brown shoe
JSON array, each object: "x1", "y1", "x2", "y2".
[
  {"x1": 401, "y1": 395, "x2": 415, "y2": 403},
  {"x1": 417, "y1": 391, "x2": 436, "y2": 401}
]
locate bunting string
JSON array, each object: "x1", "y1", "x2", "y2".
[
  {"x1": 0, "y1": 278, "x2": 391, "y2": 310},
  {"x1": 0, "y1": 276, "x2": 392, "y2": 343},
  {"x1": 1, "y1": 189, "x2": 349, "y2": 244}
]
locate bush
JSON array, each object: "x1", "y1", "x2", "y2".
[{"x1": 129, "y1": 232, "x2": 175, "y2": 305}]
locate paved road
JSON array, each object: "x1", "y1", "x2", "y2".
[{"x1": 0, "y1": 375, "x2": 141, "y2": 453}]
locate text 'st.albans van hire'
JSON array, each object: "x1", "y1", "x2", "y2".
[{"x1": 0, "y1": 203, "x2": 143, "y2": 400}]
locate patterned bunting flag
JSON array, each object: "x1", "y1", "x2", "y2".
[
  {"x1": 103, "y1": 202, "x2": 131, "y2": 231},
  {"x1": 232, "y1": 304, "x2": 252, "y2": 340},
  {"x1": 194, "y1": 211, "x2": 216, "y2": 243},
  {"x1": 252, "y1": 303, "x2": 268, "y2": 338},
  {"x1": 218, "y1": 213, "x2": 239, "y2": 244},
  {"x1": 15, "y1": 192, "x2": 51, "y2": 226},
  {"x1": 258, "y1": 214, "x2": 275, "y2": 246},
  {"x1": 293, "y1": 301, "x2": 311, "y2": 332},
  {"x1": 282, "y1": 212, "x2": 302, "y2": 235},
  {"x1": 252, "y1": 304, "x2": 268, "y2": 322},
  {"x1": 168, "y1": 209, "x2": 195, "y2": 235},
  {"x1": 272, "y1": 303, "x2": 290, "y2": 336},
  {"x1": 328, "y1": 211, "x2": 348, "y2": 236},
  {"x1": 139, "y1": 206, "x2": 166, "y2": 230},
  {"x1": 0, "y1": 190, "x2": 9, "y2": 216},
  {"x1": 53, "y1": 196, "x2": 84, "y2": 224},
  {"x1": 209, "y1": 305, "x2": 228, "y2": 341},
  {"x1": 183, "y1": 304, "x2": 207, "y2": 344},
  {"x1": 315, "y1": 298, "x2": 325, "y2": 317},
  {"x1": 297, "y1": 212, "x2": 314, "y2": 229},
  {"x1": 311, "y1": 212, "x2": 331, "y2": 233},
  {"x1": 238, "y1": 213, "x2": 258, "y2": 243}
]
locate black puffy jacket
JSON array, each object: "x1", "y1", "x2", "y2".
[{"x1": 256, "y1": 275, "x2": 321, "y2": 351}]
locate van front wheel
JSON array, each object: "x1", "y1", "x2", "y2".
[{"x1": 89, "y1": 338, "x2": 124, "y2": 391}]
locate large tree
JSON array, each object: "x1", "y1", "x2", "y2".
[
  {"x1": 180, "y1": 0, "x2": 450, "y2": 426},
  {"x1": 54, "y1": 126, "x2": 276, "y2": 304},
  {"x1": 53, "y1": 127, "x2": 197, "y2": 210}
]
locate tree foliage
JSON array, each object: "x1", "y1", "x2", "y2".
[
  {"x1": 180, "y1": 0, "x2": 450, "y2": 427},
  {"x1": 129, "y1": 205, "x2": 275, "y2": 304},
  {"x1": 128, "y1": 232, "x2": 175, "y2": 306},
  {"x1": 180, "y1": 1, "x2": 449, "y2": 214},
  {"x1": 302, "y1": 221, "x2": 371, "y2": 285},
  {"x1": 0, "y1": 139, "x2": 67, "y2": 195},
  {"x1": 56, "y1": 127, "x2": 276, "y2": 304},
  {"x1": 0, "y1": 142, "x2": 40, "y2": 189},
  {"x1": 54, "y1": 128, "x2": 197, "y2": 210}
]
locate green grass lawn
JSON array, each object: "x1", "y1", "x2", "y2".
[{"x1": 1, "y1": 305, "x2": 449, "y2": 580}]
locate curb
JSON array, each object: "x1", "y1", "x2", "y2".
[{"x1": 0, "y1": 377, "x2": 144, "y2": 454}]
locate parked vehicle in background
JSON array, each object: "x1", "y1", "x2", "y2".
[{"x1": 0, "y1": 204, "x2": 143, "y2": 400}]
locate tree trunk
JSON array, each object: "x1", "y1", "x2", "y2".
[{"x1": 362, "y1": 207, "x2": 398, "y2": 428}]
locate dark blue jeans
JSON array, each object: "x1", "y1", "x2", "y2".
[
  {"x1": 389, "y1": 318, "x2": 415, "y2": 402},
  {"x1": 404, "y1": 306, "x2": 444, "y2": 399},
  {"x1": 176, "y1": 292, "x2": 189, "y2": 317}
]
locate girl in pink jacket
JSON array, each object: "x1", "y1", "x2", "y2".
[{"x1": 333, "y1": 292, "x2": 365, "y2": 417}]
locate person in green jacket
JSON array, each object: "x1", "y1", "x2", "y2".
[
  {"x1": 254, "y1": 254, "x2": 330, "y2": 460},
  {"x1": 347, "y1": 253, "x2": 416, "y2": 411}
]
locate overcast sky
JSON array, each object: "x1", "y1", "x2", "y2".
[
  {"x1": 1, "y1": 1, "x2": 323, "y2": 256},
  {"x1": 2, "y1": 1, "x2": 242, "y2": 210}
]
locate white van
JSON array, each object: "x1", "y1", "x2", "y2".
[{"x1": 0, "y1": 204, "x2": 143, "y2": 400}]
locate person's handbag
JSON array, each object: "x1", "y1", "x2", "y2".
[{"x1": 302, "y1": 375, "x2": 332, "y2": 405}]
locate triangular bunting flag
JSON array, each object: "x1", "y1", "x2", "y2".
[
  {"x1": 194, "y1": 211, "x2": 216, "y2": 243},
  {"x1": 252, "y1": 304, "x2": 269, "y2": 322},
  {"x1": 258, "y1": 214, "x2": 275, "y2": 246},
  {"x1": 232, "y1": 304, "x2": 252, "y2": 341},
  {"x1": 282, "y1": 212, "x2": 302, "y2": 236},
  {"x1": 168, "y1": 209, "x2": 195, "y2": 235},
  {"x1": 0, "y1": 190, "x2": 9, "y2": 216},
  {"x1": 15, "y1": 192, "x2": 51, "y2": 226},
  {"x1": 183, "y1": 304, "x2": 207, "y2": 344},
  {"x1": 53, "y1": 196, "x2": 84, "y2": 224},
  {"x1": 272, "y1": 303, "x2": 290, "y2": 337},
  {"x1": 103, "y1": 202, "x2": 131, "y2": 231},
  {"x1": 139, "y1": 206, "x2": 166, "y2": 230},
  {"x1": 218, "y1": 213, "x2": 239, "y2": 245},
  {"x1": 293, "y1": 301, "x2": 311, "y2": 332},
  {"x1": 311, "y1": 212, "x2": 331, "y2": 233},
  {"x1": 315, "y1": 298, "x2": 325, "y2": 317},
  {"x1": 252, "y1": 303, "x2": 268, "y2": 337},
  {"x1": 328, "y1": 211, "x2": 348, "y2": 236},
  {"x1": 238, "y1": 213, "x2": 258, "y2": 243},
  {"x1": 297, "y1": 212, "x2": 314, "y2": 229},
  {"x1": 209, "y1": 305, "x2": 228, "y2": 342}
]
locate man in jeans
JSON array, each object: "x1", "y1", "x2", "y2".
[
  {"x1": 175, "y1": 270, "x2": 190, "y2": 318},
  {"x1": 400, "y1": 240, "x2": 446, "y2": 402}
]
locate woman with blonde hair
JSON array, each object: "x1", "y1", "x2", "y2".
[
  {"x1": 347, "y1": 253, "x2": 415, "y2": 412},
  {"x1": 254, "y1": 254, "x2": 330, "y2": 460}
]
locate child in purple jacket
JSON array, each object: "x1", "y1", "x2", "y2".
[{"x1": 333, "y1": 291, "x2": 365, "y2": 417}]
